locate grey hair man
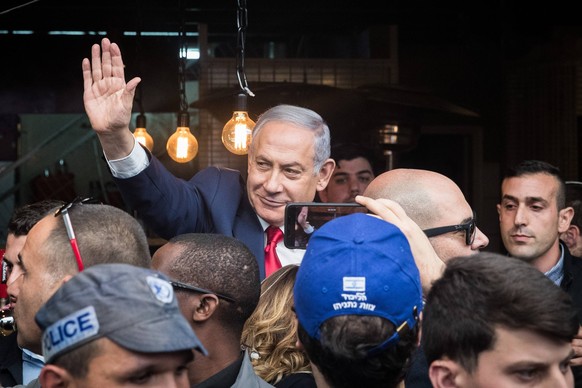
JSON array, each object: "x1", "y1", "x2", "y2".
[{"x1": 82, "y1": 37, "x2": 335, "y2": 278}]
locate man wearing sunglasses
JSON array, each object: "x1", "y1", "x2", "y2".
[
  {"x1": 151, "y1": 233, "x2": 274, "y2": 387},
  {"x1": 498, "y1": 160, "x2": 582, "y2": 386},
  {"x1": 364, "y1": 168, "x2": 489, "y2": 263},
  {"x1": 363, "y1": 168, "x2": 490, "y2": 388},
  {"x1": 5, "y1": 201, "x2": 151, "y2": 388}
]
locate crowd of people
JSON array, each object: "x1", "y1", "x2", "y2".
[{"x1": 2, "y1": 36, "x2": 582, "y2": 388}]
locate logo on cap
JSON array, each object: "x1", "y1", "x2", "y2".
[
  {"x1": 146, "y1": 276, "x2": 174, "y2": 303},
  {"x1": 42, "y1": 306, "x2": 99, "y2": 360},
  {"x1": 343, "y1": 276, "x2": 365, "y2": 292}
]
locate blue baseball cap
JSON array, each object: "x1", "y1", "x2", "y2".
[
  {"x1": 36, "y1": 263, "x2": 207, "y2": 363},
  {"x1": 294, "y1": 213, "x2": 423, "y2": 350}
]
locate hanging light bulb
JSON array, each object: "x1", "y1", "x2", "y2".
[
  {"x1": 166, "y1": 111, "x2": 198, "y2": 163},
  {"x1": 133, "y1": 113, "x2": 154, "y2": 152},
  {"x1": 222, "y1": 93, "x2": 255, "y2": 155},
  {"x1": 221, "y1": 0, "x2": 255, "y2": 155}
]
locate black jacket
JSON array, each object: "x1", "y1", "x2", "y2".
[{"x1": 560, "y1": 243, "x2": 582, "y2": 387}]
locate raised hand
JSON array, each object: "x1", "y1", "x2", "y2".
[{"x1": 82, "y1": 37, "x2": 141, "y2": 159}]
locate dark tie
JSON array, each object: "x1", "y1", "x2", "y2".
[{"x1": 265, "y1": 226, "x2": 284, "y2": 277}]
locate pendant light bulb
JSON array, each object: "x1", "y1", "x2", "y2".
[
  {"x1": 166, "y1": 112, "x2": 198, "y2": 163},
  {"x1": 133, "y1": 114, "x2": 154, "y2": 152},
  {"x1": 222, "y1": 94, "x2": 255, "y2": 155}
]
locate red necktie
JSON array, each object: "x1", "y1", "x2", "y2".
[{"x1": 265, "y1": 226, "x2": 284, "y2": 277}]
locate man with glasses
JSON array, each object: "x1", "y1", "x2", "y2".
[
  {"x1": 151, "y1": 233, "x2": 274, "y2": 387},
  {"x1": 5, "y1": 200, "x2": 151, "y2": 388},
  {"x1": 498, "y1": 160, "x2": 582, "y2": 386},
  {"x1": 364, "y1": 168, "x2": 489, "y2": 263},
  {"x1": 363, "y1": 168, "x2": 489, "y2": 388}
]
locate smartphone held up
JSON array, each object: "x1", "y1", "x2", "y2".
[{"x1": 284, "y1": 202, "x2": 368, "y2": 249}]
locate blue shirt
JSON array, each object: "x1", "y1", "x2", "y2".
[{"x1": 544, "y1": 244, "x2": 565, "y2": 286}]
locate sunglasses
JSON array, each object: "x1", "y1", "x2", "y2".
[
  {"x1": 423, "y1": 211, "x2": 477, "y2": 246},
  {"x1": 170, "y1": 280, "x2": 237, "y2": 303},
  {"x1": 54, "y1": 197, "x2": 96, "y2": 272}
]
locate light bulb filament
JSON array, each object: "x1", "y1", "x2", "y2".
[
  {"x1": 177, "y1": 136, "x2": 189, "y2": 159},
  {"x1": 234, "y1": 123, "x2": 249, "y2": 150}
]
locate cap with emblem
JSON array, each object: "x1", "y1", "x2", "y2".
[
  {"x1": 35, "y1": 263, "x2": 207, "y2": 363},
  {"x1": 294, "y1": 213, "x2": 423, "y2": 351}
]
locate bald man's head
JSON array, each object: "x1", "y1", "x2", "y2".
[
  {"x1": 365, "y1": 169, "x2": 465, "y2": 229},
  {"x1": 364, "y1": 169, "x2": 489, "y2": 261}
]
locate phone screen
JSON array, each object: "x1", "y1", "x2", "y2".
[{"x1": 284, "y1": 202, "x2": 368, "y2": 249}]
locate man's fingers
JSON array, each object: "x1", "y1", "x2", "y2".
[
  {"x1": 90, "y1": 43, "x2": 103, "y2": 83},
  {"x1": 110, "y1": 42, "x2": 126, "y2": 79},
  {"x1": 82, "y1": 58, "x2": 93, "y2": 92}
]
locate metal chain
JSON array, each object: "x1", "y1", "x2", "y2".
[{"x1": 236, "y1": 0, "x2": 254, "y2": 97}]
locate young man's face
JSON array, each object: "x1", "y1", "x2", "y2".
[
  {"x1": 41, "y1": 338, "x2": 192, "y2": 387},
  {"x1": 319, "y1": 157, "x2": 374, "y2": 203},
  {"x1": 437, "y1": 327, "x2": 574, "y2": 387},
  {"x1": 497, "y1": 173, "x2": 572, "y2": 266},
  {"x1": 247, "y1": 121, "x2": 333, "y2": 227}
]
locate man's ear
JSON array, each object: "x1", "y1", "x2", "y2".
[
  {"x1": 192, "y1": 294, "x2": 219, "y2": 323},
  {"x1": 40, "y1": 364, "x2": 73, "y2": 388},
  {"x1": 561, "y1": 225, "x2": 580, "y2": 249},
  {"x1": 316, "y1": 159, "x2": 335, "y2": 192},
  {"x1": 429, "y1": 358, "x2": 465, "y2": 388},
  {"x1": 558, "y1": 206, "x2": 574, "y2": 234}
]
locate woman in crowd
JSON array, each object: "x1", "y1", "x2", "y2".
[{"x1": 242, "y1": 265, "x2": 316, "y2": 388}]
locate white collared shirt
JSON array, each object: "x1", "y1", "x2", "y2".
[{"x1": 22, "y1": 348, "x2": 44, "y2": 384}]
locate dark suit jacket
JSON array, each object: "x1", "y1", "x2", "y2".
[
  {"x1": 114, "y1": 157, "x2": 267, "y2": 278},
  {"x1": 0, "y1": 332, "x2": 22, "y2": 386},
  {"x1": 560, "y1": 243, "x2": 582, "y2": 387}
]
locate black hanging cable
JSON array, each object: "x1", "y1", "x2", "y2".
[
  {"x1": 236, "y1": 0, "x2": 254, "y2": 97},
  {"x1": 135, "y1": 1, "x2": 147, "y2": 131},
  {"x1": 178, "y1": 0, "x2": 188, "y2": 113}
]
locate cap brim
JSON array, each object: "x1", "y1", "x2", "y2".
[{"x1": 108, "y1": 313, "x2": 208, "y2": 356}]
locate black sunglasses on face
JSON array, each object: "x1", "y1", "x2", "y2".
[
  {"x1": 423, "y1": 212, "x2": 477, "y2": 246},
  {"x1": 170, "y1": 280, "x2": 237, "y2": 303}
]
